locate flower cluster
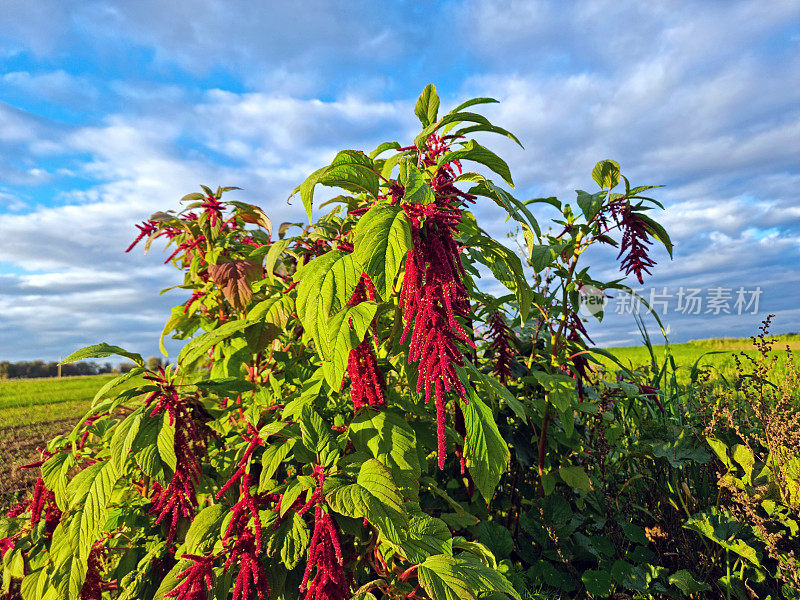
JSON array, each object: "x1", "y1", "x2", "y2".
[
  {"x1": 7, "y1": 449, "x2": 61, "y2": 537},
  {"x1": 143, "y1": 369, "x2": 202, "y2": 543},
  {"x1": 216, "y1": 425, "x2": 270, "y2": 600},
  {"x1": 80, "y1": 543, "x2": 105, "y2": 600},
  {"x1": 399, "y1": 136, "x2": 476, "y2": 469},
  {"x1": 599, "y1": 198, "x2": 656, "y2": 284},
  {"x1": 564, "y1": 313, "x2": 595, "y2": 403},
  {"x1": 486, "y1": 311, "x2": 515, "y2": 384},
  {"x1": 165, "y1": 554, "x2": 215, "y2": 600},
  {"x1": 227, "y1": 530, "x2": 269, "y2": 600},
  {"x1": 346, "y1": 275, "x2": 386, "y2": 412},
  {"x1": 299, "y1": 467, "x2": 348, "y2": 600}
]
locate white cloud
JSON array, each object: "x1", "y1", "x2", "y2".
[{"x1": 0, "y1": 0, "x2": 798, "y2": 358}]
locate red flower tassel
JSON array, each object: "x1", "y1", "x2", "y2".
[
  {"x1": 345, "y1": 275, "x2": 386, "y2": 412},
  {"x1": 300, "y1": 468, "x2": 348, "y2": 600},
  {"x1": 165, "y1": 555, "x2": 215, "y2": 600},
  {"x1": 398, "y1": 135, "x2": 476, "y2": 469}
]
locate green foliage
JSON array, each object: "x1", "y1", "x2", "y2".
[{"x1": 5, "y1": 83, "x2": 794, "y2": 600}]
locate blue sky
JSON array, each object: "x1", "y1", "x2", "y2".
[{"x1": 1, "y1": 1, "x2": 799, "y2": 361}]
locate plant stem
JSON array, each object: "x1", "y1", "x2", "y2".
[{"x1": 537, "y1": 231, "x2": 583, "y2": 482}]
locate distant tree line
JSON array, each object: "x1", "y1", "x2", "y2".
[{"x1": 0, "y1": 357, "x2": 166, "y2": 379}]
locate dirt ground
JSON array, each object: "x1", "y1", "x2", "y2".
[{"x1": 0, "y1": 418, "x2": 75, "y2": 511}]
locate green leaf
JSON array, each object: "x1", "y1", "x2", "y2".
[
  {"x1": 41, "y1": 452, "x2": 76, "y2": 512},
  {"x1": 683, "y1": 511, "x2": 760, "y2": 565},
  {"x1": 438, "y1": 140, "x2": 513, "y2": 187},
  {"x1": 528, "y1": 244, "x2": 564, "y2": 271},
  {"x1": 263, "y1": 239, "x2": 289, "y2": 284},
  {"x1": 576, "y1": 189, "x2": 606, "y2": 222},
  {"x1": 195, "y1": 377, "x2": 256, "y2": 397},
  {"x1": 48, "y1": 517, "x2": 87, "y2": 599},
  {"x1": 353, "y1": 204, "x2": 413, "y2": 298},
  {"x1": 582, "y1": 569, "x2": 613, "y2": 596},
  {"x1": 381, "y1": 150, "x2": 412, "y2": 179},
  {"x1": 402, "y1": 514, "x2": 452, "y2": 562},
  {"x1": 462, "y1": 176, "x2": 540, "y2": 238},
  {"x1": 65, "y1": 461, "x2": 104, "y2": 510},
  {"x1": 152, "y1": 558, "x2": 192, "y2": 600},
  {"x1": 272, "y1": 512, "x2": 310, "y2": 570},
  {"x1": 463, "y1": 389, "x2": 510, "y2": 502},
  {"x1": 369, "y1": 141, "x2": 401, "y2": 159},
  {"x1": 325, "y1": 458, "x2": 408, "y2": 544},
  {"x1": 177, "y1": 319, "x2": 250, "y2": 367},
  {"x1": 469, "y1": 236, "x2": 531, "y2": 322},
  {"x1": 473, "y1": 522, "x2": 513, "y2": 559},
  {"x1": 462, "y1": 361, "x2": 525, "y2": 421},
  {"x1": 321, "y1": 301, "x2": 378, "y2": 389},
  {"x1": 415, "y1": 84, "x2": 440, "y2": 127},
  {"x1": 248, "y1": 295, "x2": 294, "y2": 330},
  {"x1": 706, "y1": 437, "x2": 732, "y2": 469},
  {"x1": 110, "y1": 410, "x2": 143, "y2": 473},
  {"x1": 78, "y1": 460, "x2": 120, "y2": 560},
  {"x1": 130, "y1": 415, "x2": 168, "y2": 484},
  {"x1": 455, "y1": 123, "x2": 523, "y2": 148},
  {"x1": 401, "y1": 161, "x2": 436, "y2": 205},
  {"x1": 61, "y1": 343, "x2": 143, "y2": 367},
  {"x1": 158, "y1": 305, "x2": 197, "y2": 356},
  {"x1": 448, "y1": 97, "x2": 499, "y2": 114},
  {"x1": 279, "y1": 478, "x2": 314, "y2": 518},
  {"x1": 20, "y1": 568, "x2": 48, "y2": 600},
  {"x1": 184, "y1": 504, "x2": 226, "y2": 553},
  {"x1": 558, "y1": 466, "x2": 592, "y2": 492},
  {"x1": 485, "y1": 376, "x2": 526, "y2": 421},
  {"x1": 300, "y1": 406, "x2": 338, "y2": 467},
  {"x1": 635, "y1": 212, "x2": 674, "y2": 258},
  {"x1": 418, "y1": 554, "x2": 520, "y2": 600},
  {"x1": 618, "y1": 521, "x2": 648, "y2": 545},
  {"x1": 529, "y1": 371, "x2": 574, "y2": 413},
  {"x1": 416, "y1": 112, "x2": 493, "y2": 149},
  {"x1": 156, "y1": 412, "x2": 177, "y2": 473},
  {"x1": 591, "y1": 159, "x2": 620, "y2": 189},
  {"x1": 295, "y1": 150, "x2": 379, "y2": 222},
  {"x1": 668, "y1": 570, "x2": 710, "y2": 594},
  {"x1": 258, "y1": 440, "x2": 294, "y2": 490},
  {"x1": 295, "y1": 250, "x2": 361, "y2": 359},
  {"x1": 350, "y1": 409, "x2": 421, "y2": 496},
  {"x1": 732, "y1": 444, "x2": 756, "y2": 481},
  {"x1": 91, "y1": 367, "x2": 146, "y2": 406}
]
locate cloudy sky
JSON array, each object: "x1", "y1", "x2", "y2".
[{"x1": 0, "y1": 1, "x2": 798, "y2": 361}]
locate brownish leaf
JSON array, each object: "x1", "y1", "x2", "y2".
[
  {"x1": 208, "y1": 259, "x2": 263, "y2": 311},
  {"x1": 238, "y1": 205, "x2": 272, "y2": 238}
]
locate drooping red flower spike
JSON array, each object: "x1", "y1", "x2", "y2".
[
  {"x1": 226, "y1": 530, "x2": 270, "y2": 600},
  {"x1": 398, "y1": 135, "x2": 476, "y2": 469},
  {"x1": 487, "y1": 311, "x2": 515, "y2": 384},
  {"x1": 300, "y1": 467, "x2": 348, "y2": 600},
  {"x1": 214, "y1": 426, "x2": 272, "y2": 600},
  {"x1": 345, "y1": 275, "x2": 386, "y2": 412},
  {"x1": 601, "y1": 198, "x2": 656, "y2": 285},
  {"x1": 143, "y1": 369, "x2": 202, "y2": 543},
  {"x1": 80, "y1": 543, "x2": 105, "y2": 600},
  {"x1": 6, "y1": 449, "x2": 62, "y2": 537},
  {"x1": 165, "y1": 554, "x2": 215, "y2": 600}
]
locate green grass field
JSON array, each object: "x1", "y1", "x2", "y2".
[
  {"x1": 600, "y1": 334, "x2": 800, "y2": 386},
  {"x1": 0, "y1": 374, "x2": 117, "y2": 502},
  {"x1": 0, "y1": 337, "x2": 796, "y2": 502},
  {"x1": 0, "y1": 374, "x2": 117, "y2": 427}
]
